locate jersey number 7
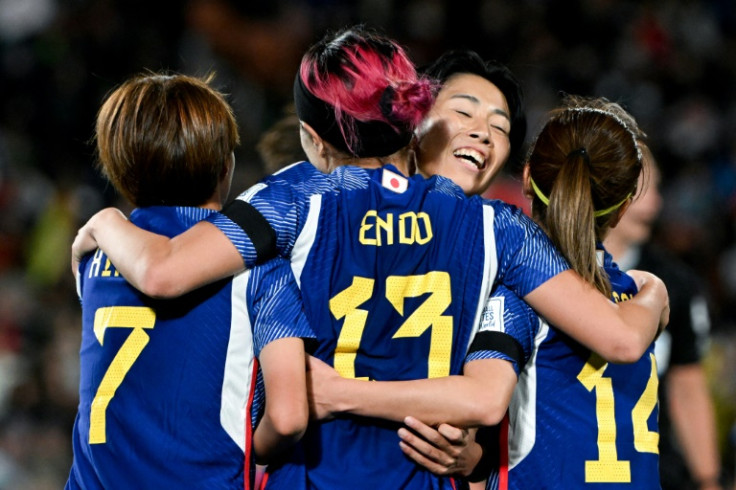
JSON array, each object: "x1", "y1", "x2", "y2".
[{"x1": 89, "y1": 306, "x2": 156, "y2": 444}]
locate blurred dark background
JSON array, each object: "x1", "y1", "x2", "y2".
[{"x1": 1, "y1": 0, "x2": 736, "y2": 487}]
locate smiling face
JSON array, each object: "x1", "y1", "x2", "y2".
[{"x1": 415, "y1": 73, "x2": 512, "y2": 196}]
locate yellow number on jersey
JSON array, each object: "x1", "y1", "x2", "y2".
[
  {"x1": 329, "y1": 277, "x2": 374, "y2": 380},
  {"x1": 330, "y1": 272, "x2": 453, "y2": 379},
  {"x1": 90, "y1": 306, "x2": 156, "y2": 444},
  {"x1": 577, "y1": 352, "x2": 659, "y2": 482},
  {"x1": 387, "y1": 272, "x2": 452, "y2": 378}
]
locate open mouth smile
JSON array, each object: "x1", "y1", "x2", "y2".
[{"x1": 453, "y1": 148, "x2": 487, "y2": 170}]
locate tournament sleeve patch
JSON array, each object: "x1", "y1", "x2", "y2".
[
  {"x1": 221, "y1": 200, "x2": 278, "y2": 263},
  {"x1": 480, "y1": 295, "x2": 504, "y2": 333}
]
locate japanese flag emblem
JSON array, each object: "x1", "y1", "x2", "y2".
[{"x1": 381, "y1": 168, "x2": 408, "y2": 193}]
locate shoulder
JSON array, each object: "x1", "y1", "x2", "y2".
[
  {"x1": 490, "y1": 284, "x2": 538, "y2": 324},
  {"x1": 599, "y1": 247, "x2": 638, "y2": 298},
  {"x1": 482, "y1": 198, "x2": 549, "y2": 246},
  {"x1": 130, "y1": 206, "x2": 216, "y2": 236},
  {"x1": 228, "y1": 162, "x2": 324, "y2": 212},
  {"x1": 482, "y1": 198, "x2": 532, "y2": 222},
  {"x1": 424, "y1": 173, "x2": 468, "y2": 199},
  {"x1": 270, "y1": 160, "x2": 320, "y2": 180},
  {"x1": 331, "y1": 165, "x2": 375, "y2": 191}
]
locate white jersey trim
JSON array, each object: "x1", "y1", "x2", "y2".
[
  {"x1": 508, "y1": 318, "x2": 548, "y2": 468},
  {"x1": 291, "y1": 194, "x2": 321, "y2": 288},
  {"x1": 236, "y1": 182, "x2": 267, "y2": 204},
  {"x1": 467, "y1": 204, "x2": 499, "y2": 354},
  {"x1": 220, "y1": 271, "x2": 255, "y2": 452}
]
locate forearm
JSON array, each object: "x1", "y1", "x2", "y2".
[
  {"x1": 83, "y1": 208, "x2": 244, "y2": 297},
  {"x1": 255, "y1": 338, "x2": 309, "y2": 464},
  {"x1": 620, "y1": 272, "x2": 668, "y2": 344},
  {"x1": 667, "y1": 365, "x2": 722, "y2": 488},
  {"x1": 609, "y1": 297, "x2": 660, "y2": 360},
  {"x1": 86, "y1": 208, "x2": 171, "y2": 292},
  {"x1": 253, "y1": 412, "x2": 305, "y2": 465},
  {"x1": 318, "y1": 359, "x2": 514, "y2": 427},
  {"x1": 526, "y1": 270, "x2": 666, "y2": 363}
]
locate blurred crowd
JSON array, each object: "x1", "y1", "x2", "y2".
[{"x1": 1, "y1": 0, "x2": 736, "y2": 487}]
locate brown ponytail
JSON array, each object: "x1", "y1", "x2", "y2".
[{"x1": 526, "y1": 99, "x2": 642, "y2": 296}]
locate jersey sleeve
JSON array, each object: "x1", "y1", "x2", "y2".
[
  {"x1": 206, "y1": 180, "x2": 303, "y2": 268},
  {"x1": 491, "y1": 202, "x2": 569, "y2": 298},
  {"x1": 248, "y1": 260, "x2": 315, "y2": 358},
  {"x1": 465, "y1": 285, "x2": 540, "y2": 376}
]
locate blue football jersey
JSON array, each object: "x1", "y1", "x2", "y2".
[
  {"x1": 66, "y1": 206, "x2": 312, "y2": 490},
  {"x1": 210, "y1": 163, "x2": 570, "y2": 489},
  {"x1": 487, "y1": 248, "x2": 660, "y2": 490}
]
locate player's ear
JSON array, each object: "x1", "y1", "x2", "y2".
[
  {"x1": 521, "y1": 163, "x2": 533, "y2": 199},
  {"x1": 222, "y1": 152, "x2": 235, "y2": 179},
  {"x1": 608, "y1": 197, "x2": 633, "y2": 228},
  {"x1": 301, "y1": 122, "x2": 327, "y2": 157}
]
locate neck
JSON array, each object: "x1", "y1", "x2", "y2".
[
  {"x1": 327, "y1": 147, "x2": 413, "y2": 175},
  {"x1": 603, "y1": 232, "x2": 632, "y2": 264},
  {"x1": 201, "y1": 180, "x2": 229, "y2": 211}
]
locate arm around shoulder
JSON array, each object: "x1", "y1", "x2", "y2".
[
  {"x1": 72, "y1": 208, "x2": 245, "y2": 298},
  {"x1": 524, "y1": 270, "x2": 668, "y2": 363}
]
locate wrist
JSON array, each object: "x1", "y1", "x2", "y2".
[
  {"x1": 327, "y1": 376, "x2": 350, "y2": 414},
  {"x1": 99, "y1": 207, "x2": 127, "y2": 227},
  {"x1": 91, "y1": 208, "x2": 115, "y2": 237},
  {"x1": 333, "y1": 376, "x2": 368, "y2": 415}
]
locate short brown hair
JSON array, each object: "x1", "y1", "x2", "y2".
[{"x1": 95, "y1": 73, "x2": 239, "y2": 207}]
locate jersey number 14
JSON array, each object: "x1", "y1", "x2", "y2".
[{"x1": 577, "y1": 352, "x2": 659, "y2": 483}]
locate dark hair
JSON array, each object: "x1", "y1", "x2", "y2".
[
  {"x1": 296, "y1": 25, "x2": 435, "y2": 158},
  {"x1": 423, "y1": 50, "x2": 526, "y2": 167},
  {"x1": 527, "y1": 97, "x2": 642, "y2": 296},
  {"x1": 95, "y1": 73, "x2": 239, "y2": 207}
]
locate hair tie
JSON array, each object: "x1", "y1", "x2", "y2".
[
  {"x1": 529, "y1": 176, "x2": 550, "y2": 206},
  {"x1": 567, "y1": 147, "x2": 590, "y2": 165},
  {"x1": 530, "y1": 175, "x2": 632, "y2": 218},
  {"x1": 593, "y1": 193, "x2": 632, "y2": 217}
]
